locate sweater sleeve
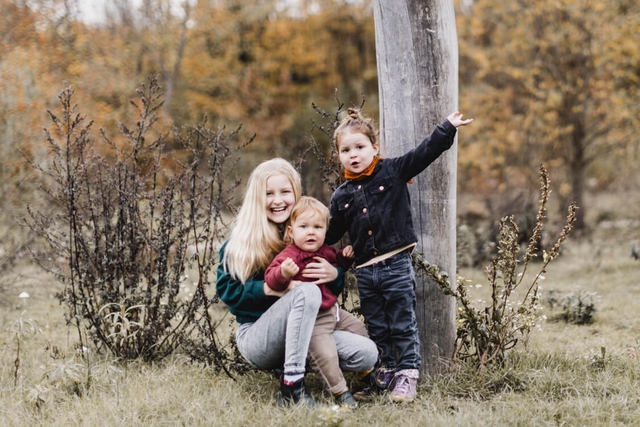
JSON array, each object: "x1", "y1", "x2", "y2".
[
  {"x1": 264, "y1": 252, "x2": 291, "y2": 291},
  {"x1": 390, "y1": 119, "x2": 457, "y2": 182},
  {"x1": 335, "y1": 249, "x2": 354, "y2": 270},
  {"x1": 216, "y1": 242, "x2": 276, "y2": 323},
  {"x1": 325, "y1": 265, "x2": 346, "y2": 297}
]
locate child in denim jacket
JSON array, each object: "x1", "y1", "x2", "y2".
[{"x1": 325, "y1": 108, "x2": 473, "y2": 403}]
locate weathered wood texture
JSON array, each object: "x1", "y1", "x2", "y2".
[{"x1": 373, "y1": 0, "x2": 458, "y2": 375}]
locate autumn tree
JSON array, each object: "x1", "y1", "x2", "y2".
[
  {"x1": 0, "y1": 1, "x2": 55, "y2": 234},
  {"x1": 0, "y1": 0, "x2": 94, "y2": 276},
  {"x1": 456, "y1": 0, "x2": 640, "y2": 230},
  {"x1": 2, "y1": 0, "x2": 380, "y2": 212},
  {"x1": 104, "y1": 0, "x2": 191, "y2": 117},
  {"x1": 181, "y1": 0, "x2": 377, "y2": 196}
]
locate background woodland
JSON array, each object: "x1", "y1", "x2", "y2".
[
  {"x1": 2, "y1": 2, "x2": 640, "y2": 425},
  {"x1": 1, "y1": 0, "x2": 639, "y2": 262}
]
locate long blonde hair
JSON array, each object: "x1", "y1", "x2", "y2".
[{"x1": 223, "y1": 158, "x2": 302, "y2": 282}]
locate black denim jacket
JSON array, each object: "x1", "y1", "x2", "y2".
[{"x1": 326, "y1": 119, "x2": 457, "y2": 266}]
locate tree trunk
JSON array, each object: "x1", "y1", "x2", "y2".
[
  {"x1": 162, "y1": 1, "x2": 191, "y2": 117},
  {"x1": 372, "y1": 0, "x2": 458, "y2": 376},
  {"x1": 569, "y1": 117, "x2": 586, "y2": 231}
]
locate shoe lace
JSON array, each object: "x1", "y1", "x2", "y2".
[
  {"x1": 394, "y1": 376, "x2": 409, "y2": 391},
  {"x1": 392, "y1": 375, "x2": 415, "y2": 394}
]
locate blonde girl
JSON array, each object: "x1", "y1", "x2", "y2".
[{"x1": 217, "y1": 158, "x2": 377, "y2": 407}]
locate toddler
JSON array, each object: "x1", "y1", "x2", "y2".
[{"x1": 265, "y1": 196, "x2": 376, "y2": 408}]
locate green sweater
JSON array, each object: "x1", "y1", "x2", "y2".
[{"x1": 216, "y1": 241, "x2": 345, "y2": 324}]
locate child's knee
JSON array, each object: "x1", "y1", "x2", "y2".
[{"x1": 292, "y1": 282, "x2": 322, "y2": 309}]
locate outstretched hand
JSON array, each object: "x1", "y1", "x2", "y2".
[{"x1": 447, "y1": 111, "x2": 473, "y2": 128}]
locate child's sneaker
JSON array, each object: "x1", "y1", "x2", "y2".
[
  {"x1": 372, "y1": 367, "x2": 396, "y2": 390},
  {"x1": 389, "y1": 369, "x2": 419, "y2": 403},
  {"x1": 353, "y1": 367, "x2": 395, "y2": 402}
]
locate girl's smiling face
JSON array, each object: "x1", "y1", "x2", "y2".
[
  {"x1": 338, "y1": 131, "x2": 379, "y2": 174},
  {"x1": 265, "y1": 174, "x2": 296, "y2": 224}
]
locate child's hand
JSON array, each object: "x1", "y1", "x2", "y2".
[
  {"x1": 281, "y1": 257, "x2": 300, "y2": 279},
  {"x1": 447, "y1": 111, "x2": 473, "y2": 128},
  {"x1": 342, "y1": 245, "x2": 355, "y2": 259}
]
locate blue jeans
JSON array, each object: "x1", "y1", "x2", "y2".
[
  {"x1": 356, "y1": 250, "x2": 421, "y2": 370},
  {"x1": 236, "y1": 283, "x2": 378, "y2": 378},
  {"x1": 236, "y1": 283, "x2": 321, "y2": 376}
]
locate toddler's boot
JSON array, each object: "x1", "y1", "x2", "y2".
[
  {"x1": 334, "y1": 390, "x2": 358, "y2": 409},
  {"x1": 353, "y1": 367, "x2": 396, "y2": 402}
]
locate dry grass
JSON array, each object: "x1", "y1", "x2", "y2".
[{"x1": 2, "y1": 200, "x2": 640, "y2": 426}]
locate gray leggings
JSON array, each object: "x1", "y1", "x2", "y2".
[{"x1": 236, "y1": 283, "x2": 377, "y2": 378}]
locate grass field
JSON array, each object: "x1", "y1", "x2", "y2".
[{"x1": 1, "y1": 196, "x2": 639, "y2": 426}]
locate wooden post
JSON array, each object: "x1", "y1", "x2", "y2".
[{"x1": 372, "y1": 0, "x2": 458, "y2": 375}]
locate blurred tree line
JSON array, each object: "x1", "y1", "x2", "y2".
[
  {"x1": 456, "y1": 0, "x2": 640, "y2": 231},
  {"x1": 1, "y1": 0, "x2": 639, "y2": 245},
  {"x1": 1, "y1": 0, "x2": 376, "y2": 209}
]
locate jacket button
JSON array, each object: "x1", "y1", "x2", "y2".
[
  {"x1": 344, "y1": 203, "x2": 349, "y2": 208},
  {"x1": 362, "y1": 208, "x2": 367, "y2": 213},
  {"x1": 357, "y1": 185, "x2": 361, "y2": 190},
  {"x1": 368, "y1": 230, "x2": 372, "y2": 235},
  {"x1": 373, "y1": 251, "x2": 378, "y2": 255},
  {"x1": 379, "y1": 185, "x2": 384, "y2": 191}
]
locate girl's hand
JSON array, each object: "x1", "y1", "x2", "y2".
[
  {"x1": 447, "y1": 111, "x2": 473, "y2": 128},
  {"x1": 263, "y1": 282, "x2": 287, "y2": 297},
  {"x1": 301, "y1": 257, "x2": 338, "y2": 284},
  {"x1": 263, "y1": 279, "x2": 302, "y2": 297}
]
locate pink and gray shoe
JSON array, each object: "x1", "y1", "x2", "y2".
[{"x1": 389, "y1": 369, "x2": 419, "y2": 403}]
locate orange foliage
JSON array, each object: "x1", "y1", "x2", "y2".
[
  {"x1": 456, "y1": 0, "x2": 640, "y2": 226},
  {"x1": 3, "y1": 0, "x2": 638, "y2": 222}
]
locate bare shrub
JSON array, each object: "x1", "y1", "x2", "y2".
[
  {"x1": 24, "y1": 76, "x2": 249, "y2": 367},
  {"x1": 457, "y1": 190, "x2": 545, "y2": 269},
  {"x1": 305, "y1": 94, "x2": 368, "y2": 310},
  {"x1": 415, "y1": 165, "x2": 578, "y2": 367},
  {"x1": 308, "y1": 92, "x2": 366, "y2": 194}
]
